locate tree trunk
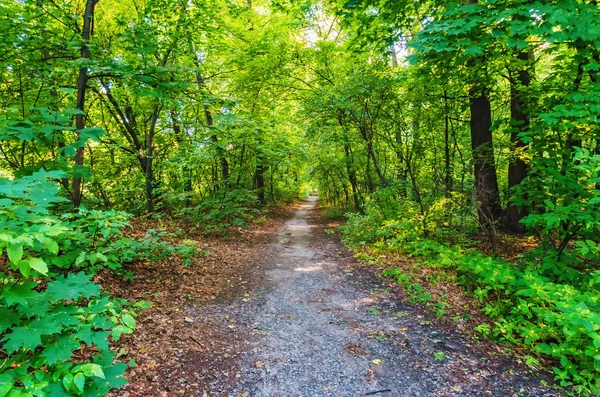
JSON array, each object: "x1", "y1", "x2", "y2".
[
  {"x1": 255, "y1": 159, "x2": 265, "y2": 204},
  {"x1": 506, "y1": 49, "x2": 533, "y2": 232},
  {"x1": 189, "y1": 36, "x2": 229, "y2": 185},
  {"x1": 72, "y1": 0, "x2": 98, "y2": 207},
  {"x1": 443, "y1": 91, "x2": 453, "y2": 198},
  {"x1": 469, "y1": 88, "x2": 502, "y2": 226},
  {"x1": 144, "y1": 104, "x2": 159, "y2": 213},
  {"x1": 344, "y1": 142, "x2": 361, "y2": 210}
]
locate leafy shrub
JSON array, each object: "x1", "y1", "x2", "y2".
[
  {"x1": 0, "y1": 171, "x2": 196, "y2": 277},
  {"x1": 181, "y1": 189, "x2": 262, "y2": 235},
  {"x1": 325, "y1": 206, "x2": 351, "y2": 221},
  {"x1": 341, "y1": 183, "x2": 600, "y2": 393},
  {"x1": 0, "y1": 170, "x2": 160, "y2": 396},
  {"x1": 515, "y1": 147, "x2": 600, "y2": 269},
  {"x1": 358, "y1": 231, "x2": 600, "y2": 394},
  {"x1": 0, "y1": 273, "x2": 144, "y2": 396}
]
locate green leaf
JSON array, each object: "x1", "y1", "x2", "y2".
[
  {"x1": 29, "y1": 257, "x2": 48, "y2": 275},
  {"x1": 19, "y1": 259, "x2": 31, "y2": 278},
  {"x1": 91, "y1": 331, "x2": 110, "y2": 351},
  {"x1": 72, "y1": 363, "x2": 105, "y2": 379},
  {"x1": 111, "y1": 325, "x2": 133, "y2": 341},
  {"x1": 6, "y1": 243, "x2": 23, "y2": 264},
  {"x1": 0, "y1": 308, "x2": 19, "y2": 332},
  {"x1": 62, "y1": 373, "x2": 74, "y2": 392},
  {"x1": 2, "y1": 325, "x2": 43, "y2": 353},
  {"x1": 46, "y1": 272, "x2": 101, "y2": 300},
  {"x1": 37, "y1": 236, "x2": 59, "y2": 254},
  {"x1": 2, "y1": 282, "x2": 38, "y2": 306},
  {"x1": 121, "y1": 313, "x2": 136, "y2": 329},
  {"x1": 95, "y1": 361, "x2": 128, "y2": 390},
  {"x1": 42, "y1": 337, "x2": 81, "y2": 365},
  {"x1": 73, "y1": 372, "x2": 85, "y2": 392},
  {"x1": 0, "y1": 374, "x2": 14, "y2": 397}
]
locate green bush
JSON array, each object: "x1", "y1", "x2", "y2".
[
  {"x1": 0, "y1": 170, "x2": 155, "y2": 396},
  {"x1": 353, "y1": 227, "x2": 600, "y2": 394},
  {"x1": 180, "y1": 189, "x2": 263, "y2": 235},
  {"x1": 0, "y1": 273, "x2": 144, "y2": 396},
  {"x1": 341, "y1": 191, "x2": 600, "y2": 393}
]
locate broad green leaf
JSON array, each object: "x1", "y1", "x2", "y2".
[
  {"x1": 121, "y1": 313, "x2": 136, "y2": 329},
  {"x1": 37, "y1": 236, "x2": 58, "y2": 254},
  {"x1": 0, "y1": 374, "x2": 13, "y2": 397},
  {"x1": 2, "y1": 325, "x2": 42, "y2": 353},
  {"x1": 42, "y1": 337, "x2": 80, "y2": 365},
  {"x1": 73, "y1": 372, "x2": 85, "y2": 393},
  {"x1": 3, "y1": 282, "x2": 38, "y2": 306},
  {"x1": 0, "y1": 308, "x2": 19, "y2": 332},
  {"x1": 6, "y1": 243, "x2": 23, "y2": 264},
  {"x1": 46, "y1": 272, "x2": 101, "y2": 300},
  {"x1": 62, "y1": 373, "x2": 73, "y2": 392},
  {"x1": 72, "y1": 363, "x2": 104, "y2": 379},
  {"x1": 29, "y1": 257, "x2": 48, "y2": 275}
]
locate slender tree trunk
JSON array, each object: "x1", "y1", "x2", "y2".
[
  {"x1": 144, "y1": 104, "x2": 159, "y2": 213},
  {"x1": 344, "y1": 142, "x2": 361, "y2": 210},
  {"x1": 72, "y1": 0, "x2": 98, "y2": 207},
  {"x1": 205, "y1": 109, "x2": 229, "y2": 182},
  {"x1": 443, "y1": 90, "x2": 453, "y2": 198},
  {"x1": 255, "y1": 159, "x2": 265, "y2": 204},
  {"x1": 365, "y1": 151, "x2": 375, "y2": 193},
  {"x1": 367, "y1": 140, "x2": 388, "y2": 187},
  {"x1": 506, "y1": 49, "x2": 533, "y2": 232},
  {"x1": 389, "y1": 44, "x2": 398, "y2": 68},
  {"x1": 189, "y1": 36, "x2": 229, "y2": 184},
  {"x1": 394, "y1": 127, "x2": 409, "y2": 197}
]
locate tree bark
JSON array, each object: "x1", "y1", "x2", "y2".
[
  {"x1": 470, "y1": 88, "x2": 502, "y2": 226},
  {"x1": 72, "y1": 0, "x2": 98, "y2": 207},
  {"x1": 506, "y1": 48, "x2": 533, "y2": 232},
  {"x1": 443, "y1": 91, "x2": 453, "y2": 198},
  {"x1": 254, "y1": 159, "x2": 265, "y2": 204},
  {"x1": 344, "y1": 141, "x2": 361, "y2": 210}
]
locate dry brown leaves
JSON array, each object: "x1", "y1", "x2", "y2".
[{"x1": 98, "y1": 206, "x2": 292, "y2": 397}]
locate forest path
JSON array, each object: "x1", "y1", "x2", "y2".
[{"x1": 225, "y1": 195, "x2": 557, "y2": 397}]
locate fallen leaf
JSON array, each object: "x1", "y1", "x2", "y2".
[
  {"x1": 371, "y1": 359, "x2": 382, "y2": 365},
  {"x1": 254, "y1": 361, "x2": 264, "y2": 368}
]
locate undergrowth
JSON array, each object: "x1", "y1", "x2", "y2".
[
  {"x1": 177, "y1": 189, "x2": 266, "y2": 235},
  {"x1": 338, "y1": 196, "x2": 600, "y2": 396},
  {"x1": 0, "y1": 170, "x2": 196, "y2": 395}
]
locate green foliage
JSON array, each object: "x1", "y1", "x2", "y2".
[
  {"x1": 180, "y1": 189, "x2": 263, "y2": 235},
  {"x1": 1, "y1": 170, "x2": 196, "y2": 277},
  {"x1": 352, "y1": 224, "x2": 600, "y2": 394},
  {"x1": 0, "y1": 273, "x2": 140, "y2": 396},
  {"x1": 515, "y1": 148, "x2": 600, "y2": 274},
  {"x1": 0, "y1": 171, "x2": 174, "y2": 396},
  {"x1": 340, "y1": 200, "x2": 420, "y2": 249},
  {"x1": 325, "y1": 206, "x2": 351, "y2": 221}
]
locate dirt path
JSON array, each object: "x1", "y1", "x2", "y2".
[
  {"x1": 115, "y1": 196, "x2": 559, "y2": 396},
  {"x1": 224, "y1": 196, "x2": 558, "y2": 397}
]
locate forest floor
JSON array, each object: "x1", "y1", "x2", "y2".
[{"x1": 105, "y1": 196, "x2": 561, "y2": 397}]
